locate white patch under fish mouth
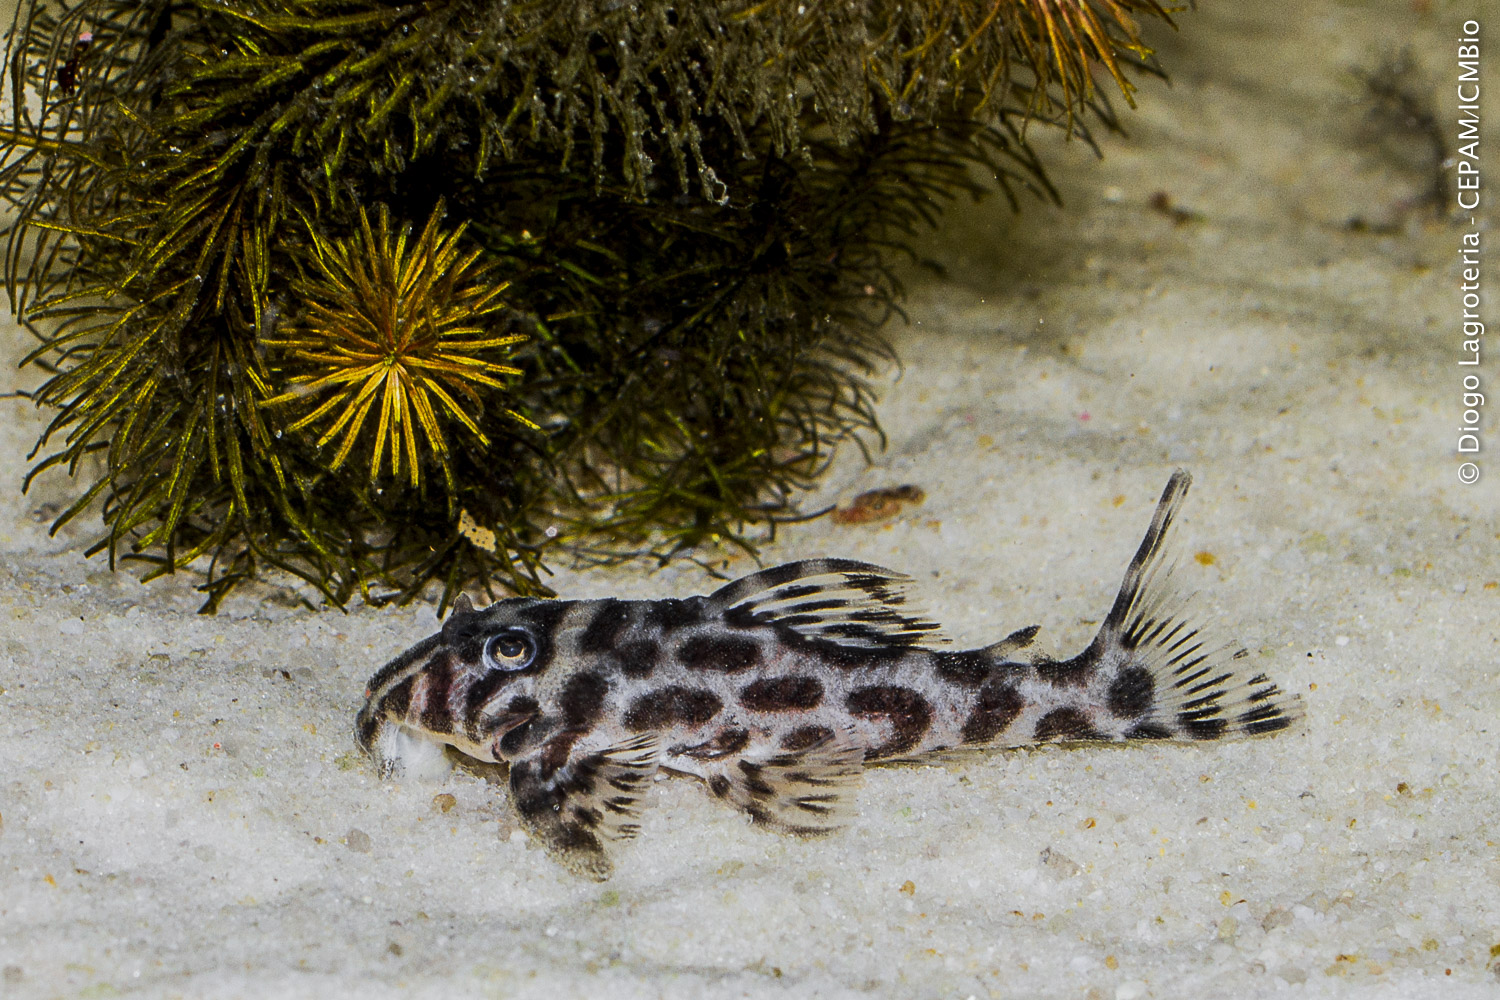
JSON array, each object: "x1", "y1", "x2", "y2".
[{"x1": 371, "y1": 722, "x2": 455, "y2": 782}]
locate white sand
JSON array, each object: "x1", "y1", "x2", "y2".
[{"x1": 1, "y1": 1, "x2": 1497, "y2": 997}]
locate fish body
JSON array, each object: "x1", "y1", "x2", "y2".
[{"x1": 356, "y1": 471, "x2": 1298, "y2": 878}]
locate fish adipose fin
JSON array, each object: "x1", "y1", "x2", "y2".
[
  {"x1": 983, "y1": 623, "x2": 1041, "y2": 659},
  {"x1": 1053, "y1": 470, "x2": 1302, "y2": 742},
  {"x1": 705, "y1": 734, "x2": 866, "y2": 835},
  {"x1": 507, "y1": 734, "x2": 660, "y2": 881},
  {"x1": 708, "y1": 558, "x2": 947, "y2": 649}
]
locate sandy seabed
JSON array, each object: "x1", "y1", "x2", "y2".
[{"x1": 2, "y1": 2, "x2": 1498, "y2": 998}]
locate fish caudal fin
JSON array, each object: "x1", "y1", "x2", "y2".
[{"x1": 1061, "y1": 470, "x2": 1301, "y2": 742}]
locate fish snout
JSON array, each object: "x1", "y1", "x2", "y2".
[{"x1": 354, "y1": 699, "x2": 388, "y2": 756}]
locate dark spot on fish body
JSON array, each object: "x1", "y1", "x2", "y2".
[
  {"x1": 355, "y1": 712, "x2": 381, "y2": 752},
  {"x1": 560, "y1": 672, "x2": 609, "y2": 728},
  {"x1": 1034, "y1": 707, "x2": 1103, "y2": 742},
  {"x1": 622, "y1": 695, "x2": 669, "y2": 732},
  {"x1": 671, "y1": 727, "x2": 750, "y2": 760},
  {"x1": 462, "y1": 682, "x2": 505, "y2": 743},
  {"x1": 806, "y1": 639, "x2": 906, "y2": 670},
  {"x1": 1107, "y1": 665, "x2": 1155, "y2": 718},
  {"x1": 643, "y1": 598, "x2": 706, "y2": 633},
  {"x1": 934, "y1": 650, "x2": 990, "y2": 688},
  {"x1": 441, "y1": 606, "x2": 489, "y2": 659},
  {"x1": 382, "y1": 675, "x2": 415, "y2": 721},
  {"x1": 678, "y1": 634, "x2": 761, "y2": 673},
  {"x1": 709, "y1": 774, "x2": 732, "y2": 797},
  {"x1": 846, "y1": 685, "x2": 932, "y2": 758},
  {"x1": 579, "y1": 600, "x2": 631, "y2": 654},
  {"x1": 1036, "y1": 651, "x2": 1095, "y2": 687},
  {"x1": 780, "y1": 725, "x2": 835, "y2": 750},
  {"x1": 739, "y1": 676, "x2": 824, "y2": 712},
  {"x1": 623, "y1": 686, "x2": 723, "y2": 731},
  {"x1": 540, "y1": 731, "x2": 580, "y2": 779},
  {"x1": 960, "y1": 681, "x2": 1025, "y2": 744},
  {"x1": 614, "y1": 639, "x2": 661, "y2": 678},
  {"x1": 515, "y1": 600, "x2": 570, "y2": 672},
  {"x1": 419, "y1": 660, "x2": 455, "y2": 732},
  {"x1": 520, "y1": 599, "x2": 571, "y2": 629},
  {"x1": 463, "y1": 666, "x2": 513, "y2": 721}
]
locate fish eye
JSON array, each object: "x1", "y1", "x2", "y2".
[{"x1": 483, "y1": 629, "x2": 535, "y2": 671}]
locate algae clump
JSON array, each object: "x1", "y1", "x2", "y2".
[{"x1": 0, "y1": 0, "x2": 1177, "y2": 610}]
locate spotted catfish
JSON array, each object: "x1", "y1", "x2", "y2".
[{"x1": 356, "y1": 471, "x2": 1298, "y2": 878}]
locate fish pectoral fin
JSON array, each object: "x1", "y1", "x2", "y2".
[
  {"x1": 507, "y1": 734, "x2": 660, "y2": 881},
  {"x1": 709, "y1": 734, "x2": 865, "y2": 836}
]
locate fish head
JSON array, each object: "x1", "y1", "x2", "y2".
[{"x1": 355, "y1": 593, "x2": 571, "y2": 773}]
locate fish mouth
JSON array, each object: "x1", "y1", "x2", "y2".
[{"x1": 354, "y1": 702, "x2": 534, "y2": 765}]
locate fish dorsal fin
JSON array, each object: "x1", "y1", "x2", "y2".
[{"x1": 708, "y1": 558, "x2": 947, "y2": 648}]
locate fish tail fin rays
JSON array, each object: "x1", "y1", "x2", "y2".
[{"x1": 1060, "y1": 470, "x2": 1302, "y2": 742}]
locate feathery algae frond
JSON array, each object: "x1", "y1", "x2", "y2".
[{"x1": 264, "y1": 204, "x2": 533, "y2": 491}]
